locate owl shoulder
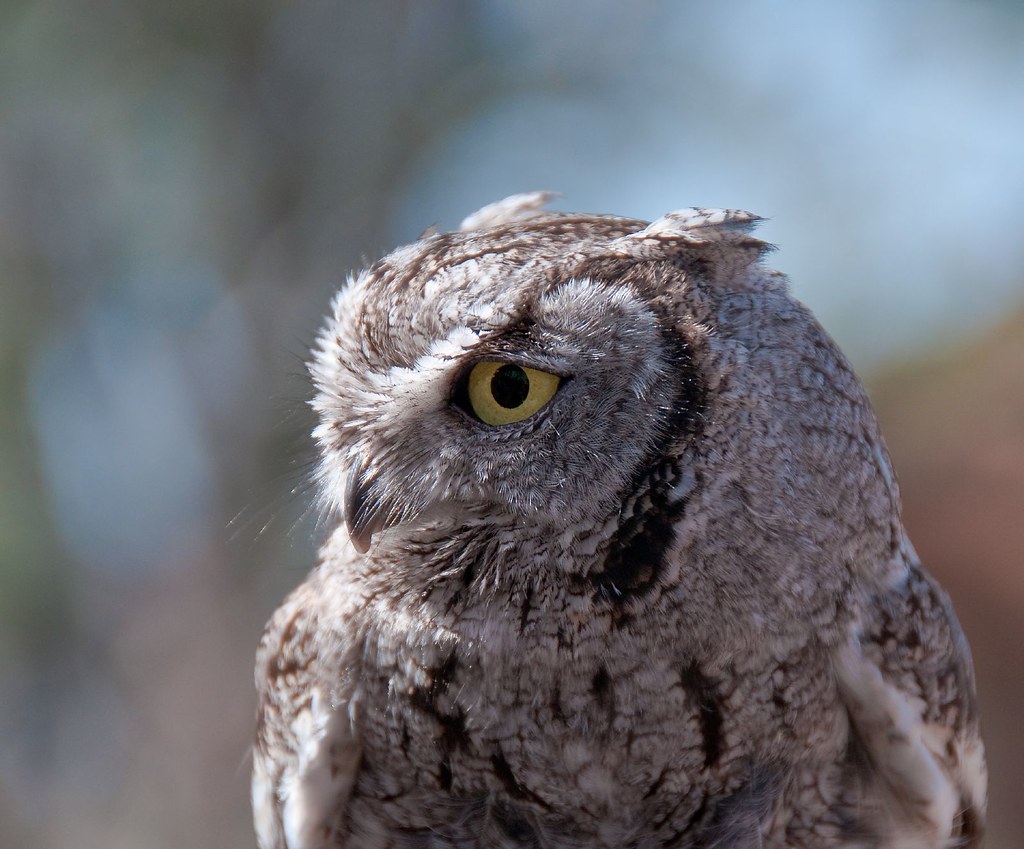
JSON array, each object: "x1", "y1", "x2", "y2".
[
  {"x1": 833, "y1": 553, "x2": 986, "y2": 847},
  {"x1": 253, "y1": 567, "x2": 365, "y2": 849}
]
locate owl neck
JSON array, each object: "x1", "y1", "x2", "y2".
[{"x1": 351, "y1": 451, "x2": 695, "y2": 634}]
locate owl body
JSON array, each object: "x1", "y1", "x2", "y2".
[{"x1": 254, "y1": 195, "x2": 985, "y2": 848}]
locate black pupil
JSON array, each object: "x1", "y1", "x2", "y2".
[{"x1": 490, "y1": 364, "x2": 531, "y2": 409}]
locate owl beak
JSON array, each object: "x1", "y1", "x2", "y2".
[{"x1": 344, "y1": 463, "x2": 388, "y2": 554}]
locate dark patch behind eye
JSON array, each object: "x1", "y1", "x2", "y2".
[{"x1": 589, "y1": 324, "x2": 706, "y2": 606}]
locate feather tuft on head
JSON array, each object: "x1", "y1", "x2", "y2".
[{"x1": 459, "y1": 191, "x2": 559, "y2": 232}]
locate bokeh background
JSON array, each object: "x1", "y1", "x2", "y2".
[{"x1": 1, "y1": 1, "x2": 1022, "y2": 846}]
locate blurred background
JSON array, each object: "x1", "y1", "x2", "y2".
[{"x1": 1, "y1": 1, "x2": 1021, "y2": 846}]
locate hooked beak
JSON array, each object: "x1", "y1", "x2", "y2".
[{"x1": 343, "y1": 462, "x2": 391, "y2": 554}]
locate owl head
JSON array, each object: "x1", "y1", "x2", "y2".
[{"x1": 309, "y1": 194, "x2": 900, "y2": 637}]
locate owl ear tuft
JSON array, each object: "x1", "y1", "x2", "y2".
[
  {"x1": 459, "y1": 191, "x2": 559, "y2": 232},
  {"x1": 610, "y1": 208, "x2": 775, "y2": 290},
  {"x1": 617, "y1": 208, "x2": 765, "y2": 245}
]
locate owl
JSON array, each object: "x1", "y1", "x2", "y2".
[{"x1": 252, "y1": 193, "x2": 986, "y2": 849}]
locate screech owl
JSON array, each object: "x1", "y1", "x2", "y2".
[{"x1": 252, "y1": 193, "x2": 986, "y2": 849}]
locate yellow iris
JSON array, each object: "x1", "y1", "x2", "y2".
[{"x1": 467, "y1": 361, "x2": 561, "y2": 425}]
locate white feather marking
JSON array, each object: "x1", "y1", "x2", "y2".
[
  {"x1": 958, "y1": 736, "x2": 988, "y2": 815},
  {"x1": 834, "y1": 641, "x2": 959, "y2": 843},
  {"x1": 280, "y1": 687, "x2": 359, "y2": 849},
  {"x1": 429, "y1": 326, "x2": 481, "y2": 358},
  {"x1": 873, "y1": 440, "x2": 896, "y2": 496},
  {"x1": 252, "y1": 753, "x2": 280, "y2": 849}
]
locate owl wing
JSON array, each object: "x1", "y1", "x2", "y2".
[
  {"x1": 833, "y1": 557, "x2": 987, "y2": 847},
  {"x1": 252, "y1": 580, "x2": 362, "y2": 849}
]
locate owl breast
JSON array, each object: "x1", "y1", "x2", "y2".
[{"x1": 335, "y1": 545, "x2": 851, "y2": 849}]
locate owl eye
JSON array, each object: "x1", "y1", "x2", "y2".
[{"x1": 460, "y1": 361, "x2": 562, "y2": 426}]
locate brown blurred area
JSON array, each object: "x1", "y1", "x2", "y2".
[
  {"x1": 872, "y1": 310, "x2": 1024, "y2": 849},
  {"x1": 1, "y1": 2, "x2": 1022, "y2": 848}
]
